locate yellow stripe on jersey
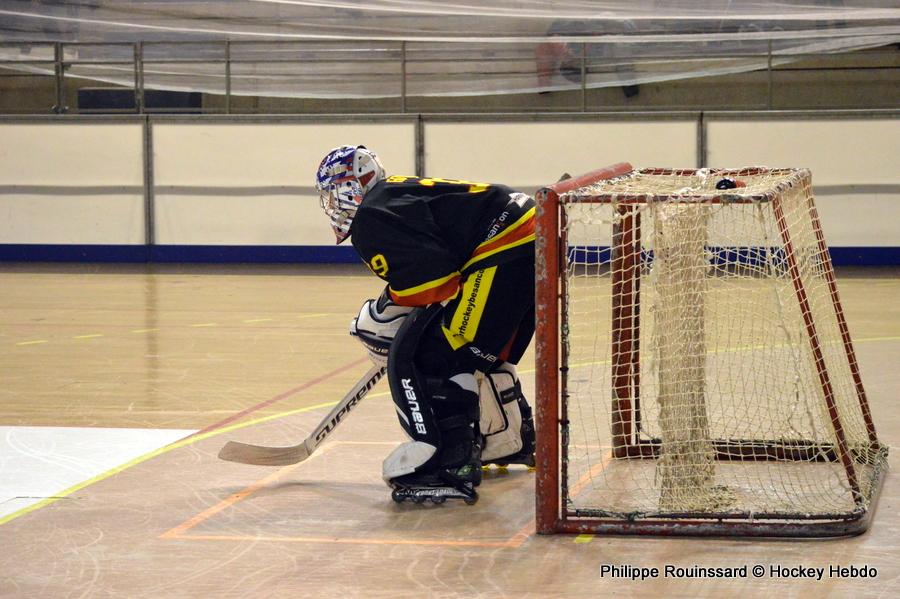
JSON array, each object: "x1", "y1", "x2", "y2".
[
  {"x1": 474, "y1": 206, "x2": 536, "y2": 253},
  {"x1": 441, "y1": 266, "x2": 498, "y2": 350},
  {"x1": 462, "y1": 231, "x2": 535, "y2": 273},
  {"x1": 462, "y1": 207, "x2": 536, "y2": 272},
  {"x1": 389, "y1": 271, "x2": 461, "y2": 306}
]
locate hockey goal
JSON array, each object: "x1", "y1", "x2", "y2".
[{"x1": 534, "y1": 163, "x2": 887, "y2": 537}]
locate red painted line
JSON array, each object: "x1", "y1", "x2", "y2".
[{"x1": 188, "y1": 357, "x2": 370, "y2": 438}]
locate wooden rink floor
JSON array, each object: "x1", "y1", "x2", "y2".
[{"x1": 1, "y1": 263, "x2": 899, "y2": 598}]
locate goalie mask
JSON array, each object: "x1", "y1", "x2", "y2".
[{"x1": 315, "y1": 145, "x2": 386, "y2": 244}]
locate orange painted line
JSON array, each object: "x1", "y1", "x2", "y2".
[
  {"x1": 160, "y1": 460, "x2": 304, "y2": 540},
  {"x1": 505, "y1": 518, "x2": 536, "y2": 548},
  {"x1": 565, "y1": 451, "x2": 614, "y2": 544},
  {"x1": 506, "y1": 453, "x2": 613, "y2": 547},
  {"x1": 568, "y1": 451, "x2": 615, "y2": 498},
  {"x1": 162, "y1": 439, "x2": 536, "y2": 549}
]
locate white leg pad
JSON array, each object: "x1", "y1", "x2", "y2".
[
  {"x1": 382, "y1": 441, "x2": 437, "y2": 486},
  {"x1": 479, "y1": 366, "x2": 525, "y2": 461}
]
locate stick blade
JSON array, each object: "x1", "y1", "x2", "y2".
[{"x1": 217, "y1": 440, "x2": 311, "y2": 466}]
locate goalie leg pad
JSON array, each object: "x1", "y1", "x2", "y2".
[
  {"x1": 382, "y1": 441, "x2": 437, "y2": 483},
  {"x1": 385, "y1": 305, "x2": 481, "y2": 479},
  {"x1": 386, "y1": 305, "x2": 444, "y2": 447},
  {"x1": 480, "y1": 363, "x2": 535, "y2": 462},
  {"x1": 382, "y1": 376, "x2": 480, "y2": 485},
  {"x1": 429, "y1": 373, "x2": 480, "y2": 469}
]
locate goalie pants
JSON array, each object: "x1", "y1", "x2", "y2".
[
  {"x1": 387, "y1": 254, "x2": 534, "y2": 468},
  {"x1": 439, "y1": 254, "x2": 535, "y2": 371}
]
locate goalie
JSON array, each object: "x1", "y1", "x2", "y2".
[{"x1": 315, "y1": 145, "x2": 536, "y2": 505}]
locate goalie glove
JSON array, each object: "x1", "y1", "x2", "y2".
[{"x1": 349, "y1": 288, "x2": 413, "y2": 367}]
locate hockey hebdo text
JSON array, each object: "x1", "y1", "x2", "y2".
[{"x1": 599, "y1": 563, "x2": 877, "y2": 581}]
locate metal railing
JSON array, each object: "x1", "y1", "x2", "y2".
[{"x1": 0, "y1": 39, "x2": 896, "y2": 114}]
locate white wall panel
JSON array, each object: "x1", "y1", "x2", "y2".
[
  {"x1": 154, "y1": 194, "x2": 325, "y2": 245},
  {"x1": 0, "y1": 195, "x2": 145, "y2": 244},
  {"x1": 0, "y1": 124, "x2": 143, "y2": 185},
  {"x1": 0, "y1": 123, "x2": 144, "y2": 244},
  {"x1": 1, "y1": 118, "x2": 896, "y2": 252},
  {"x1": 814, "y1": 194, "x2": 898, "y2": 247},
  {"x1": 424, "y1": 121, "x2": 697, "y2": 189},
  {"x1": 708, "y1": 119, "x2": 900, "y2": 246},
  {"x1": 707, "y1": 119, "x2": 899, "y2": 184},
  {"x1": 152, "y1": 123, "x2": 415, "y2": 245}
]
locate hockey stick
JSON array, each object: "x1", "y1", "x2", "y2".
[{"x1": 217, "y1": 365, "x2": 386, "y2": 466}]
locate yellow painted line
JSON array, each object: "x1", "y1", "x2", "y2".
[
  {"x1": 131, "y1": 328, "x2": 159, "y2": 334},
  {"x1": 298, "y1": 313, "x2": 329, "y2": 319},
  {"x1": 190, "y1": 323, "x2": 217, "y2": 328},
  {"x1": 574, "y1": 534, "x2": 595, "y2": 544},
  {"x1": 16, "y1": 340, "x2": 47, "y2": 346},
  {"x1": 0, "y1": 399, "x2": 339, "y2": 527},
  {"x1": 858, "y1": 335, "x2": 900, "y2": 343},
  {"x1": 243, "y1": 318, "x2": 273, "y2": 323},
  {"x1": 517, "y1": 334, "x2": 900, "y2": 377},
  {"x1": 73, "y1": 334, "x2": 103, "y2": 340}
]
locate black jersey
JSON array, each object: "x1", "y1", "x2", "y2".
[{"x1": 350, "y1": 176, "x2": 535, "y2": 306}]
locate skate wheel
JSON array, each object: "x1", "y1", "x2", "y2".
[
  {"x1": 464, "y1": 494, "x2": 479, "y2": 506},
  {"x1": 431, "y1": 496, "x2": 447, "y2": 505},
  {"x1": 391, "y1": 489, "x2": 405, "y2": 503},
  {"x1": 412, "y1": 495, "x2": 427, "y2": 504}
]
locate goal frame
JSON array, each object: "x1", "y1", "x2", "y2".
[{"x1": 533, "y1": 163, "x2": 887, "y2": 537}]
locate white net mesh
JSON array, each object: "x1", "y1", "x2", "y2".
[{"x1": 558, "y1": 167, "x2": 885, "y2": 522}]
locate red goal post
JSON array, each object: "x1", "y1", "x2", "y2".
[
  {"x1": 534, "y1": 162, "x2": 635, "y2": 533},
  {"x1": 533, "y1": 163, "x2": 887, "y2": 537}
]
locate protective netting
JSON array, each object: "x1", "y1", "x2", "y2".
[
  {"x1": 559, "y1": 167, "x2": 886, "y2": 523},
  {"x1": 0, "y1": 1, "x2": 897, "y2": 98}
]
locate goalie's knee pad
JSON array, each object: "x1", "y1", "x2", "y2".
[{"x1": 479, "y1": 363, "x2": 535, "y2": 463}]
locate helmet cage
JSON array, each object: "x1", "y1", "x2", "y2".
[{"x1": 315, "y1": 145, "x2": 384, "y2": 244}]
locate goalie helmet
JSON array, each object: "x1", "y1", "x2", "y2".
[{"x1": 315, "y1": 145, "x2": 386, "y2": 244}]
